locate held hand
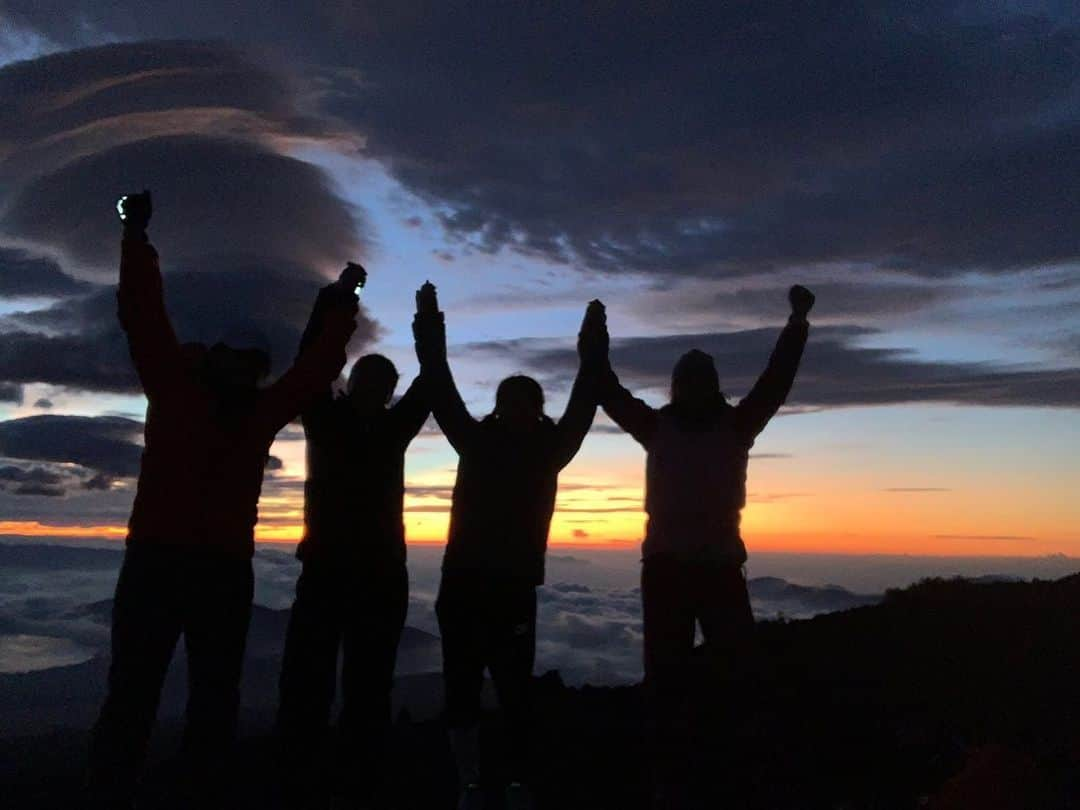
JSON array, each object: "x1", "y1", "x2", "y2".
[
  {"x1": 789, "y1": 285, "x2": 815, "y2": 318},
  {"x1": 413, "y1": 282, "x2": 446, "y2": 366},
  {"x1": 416, "y1": 280, "x2": 439, "y2": 315},
  {"x1": 578, "y1": 299, "x2": 609, "y2": 363}
]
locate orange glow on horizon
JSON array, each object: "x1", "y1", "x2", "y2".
[
  {"x1": 0, "y1": 521, "x2": 127, "y2": 539},
  {"x1": 0, "y1": 518, "x2": 1074, "y2": 558}
]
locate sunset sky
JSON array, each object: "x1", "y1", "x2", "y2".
[{"x1": 0, "y1": 3, "x2": 1077, "y2": 558}]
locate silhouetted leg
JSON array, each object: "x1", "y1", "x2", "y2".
[
  {"x1": 694, "y1": 563, "x2": 755, "y2": 804},
  {"x1": 338, "y1": 561, "x2": 408, "y2": 801},
  {"x1": 437, "y1": 576, "x2": 487, "y2": 788},
  {"x1": 88, "y1": 546, "x2": 183, "y2": 806},
  {"x1": 695, "y1": 563, "x2": 754, "y2": 686},
  {"x1": 641, "y1": 553, "x2": 697, "y2": 800},
  {"x1": 276, "y1": 561, "x2": 344, "y2": 808},
  {"x1": 180, "y1": 555, "x2": 253, "y2": 805},
  {"x1": 487, "y1": 584, "x2": 537, "y2": 785}
]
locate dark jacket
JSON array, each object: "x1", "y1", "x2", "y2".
[
  {"x1": 296, "y1": 289, "x2": 430, "y2": 564},
  {"x1": 118, "y1": 240, "x2": 354, "y2": 557},
  {"x1": 415, "y1": 312, "x2": 599, "y2": 585},
  {"x1": 602, "y1": 316, "x2": 809, "y2": 564}
]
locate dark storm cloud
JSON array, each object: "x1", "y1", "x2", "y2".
[
  {"x1": 323, "y1": 3, "x2": 1080, "y2": 278},
  {"x1": 483, "y1": 326, "x2": 1080, "y2": 408},
  {"x1": 0, "y1": 248, "x2": 92, "y2": 298},
  {"x1": 0, "y1": 329, "x2": 136, "y2": 392},
  {"x1": 0, "y1": 414, "x2": 143, "y2": 478},
  {"x1": 1, "y1": 134, "x2": 362, "y2": 278},
  {"x1": 5, "y1": 3, "x2": 1078, "y2": 279},
  {"x1": 0, "y1": 41, "x2": 375, "y2": 393}
]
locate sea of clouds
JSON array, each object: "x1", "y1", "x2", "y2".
[{"x1": 2, "y1": 540, "x2": 1077, "y2": 686}]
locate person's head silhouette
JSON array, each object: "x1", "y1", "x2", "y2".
[
  {"x1": 671, "y1": 349, "x2": 723, "y2": 411},
  {"x1": 493, "y1": 374, "x2": 546, "y2": 432},
  {"x1": 346, "y1": 354, "x2": 399, "y2": 411},
  {"x1": 203, "y1": 343, "x2": 270, "y2": 392}
]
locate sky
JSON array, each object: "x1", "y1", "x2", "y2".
[{"x1": 0, "y1": 2, "x2": 1077, "y2": 559}]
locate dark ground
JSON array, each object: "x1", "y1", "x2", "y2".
[{"x1": 3, "y1": 574, "x2": 1080, "y2": 808}]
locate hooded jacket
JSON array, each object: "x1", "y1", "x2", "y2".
[
  {"x1": 118, "y1": 240, "x2": 355, "y2": 557},
  {"x1": 602, "y1": 316, "x2": 809, "y2": 564}
]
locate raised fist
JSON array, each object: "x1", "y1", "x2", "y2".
[
  {"x1": 789, "y1": 285, "x2": 815, "y2": 318},
  {"x1": 117, "y1": 190, "x2": 152, "y2": 241},
  {"x1": 339, "y1": 262, "x2": 367, "y2": 292}
]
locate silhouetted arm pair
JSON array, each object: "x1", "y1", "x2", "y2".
[
  {"x1": 733, "y1": 286, "x2": 813, "y2": 438},
  {"x1": 602, "y1": 285, "x2": 814, "y2": 442},
  {"x1": 551, "y1": 301, "x2": 608, "y2": 470},
  {"x1": 116, "y1": 240, "x2": 184, "y2": 400}
]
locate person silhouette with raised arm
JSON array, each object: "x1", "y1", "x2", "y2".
[
  {"x1": 414, "y1": 286, "x2": 608, "y2": 810},
  {"x1": 601, "y1": 285, "x2": 814, "y2": 808},
  {"x1": 88, "y1": 192, "x2": 358, "y2": 809},
  {"x1": 276, "y1": 265, "x2": 431, "y2": 808}
]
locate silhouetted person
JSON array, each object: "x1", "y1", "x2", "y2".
[
  {"x1": 414, "y1": 289, "x2": 607, "y2": 810},
  {"x1": 276, "y1": 268, "x2": 431, "y2": 808},
  {"x1": 88, "y1": 193, "x2": 358, "y2": 808},
  {"x1": 601, "y1": 285, "x2": 814, "y2": 808}
]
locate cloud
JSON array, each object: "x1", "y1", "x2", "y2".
[
  {"x1": 487, "y1": 325, "x2": 1080, "y2": 408},
  {"x1": 629, "y1": 277, "x2": 965, "y2": 332},
  {"x1": 322, "y1": 3, "x2": 1080, "y2": 280},
  {"x1": 0, "y1": 414, "x2": 143, "y2": 479},
  {"x1": 3, "y1": 4, "x2": 1077, "y2": 282},
  {"x1": 0, "y1": 465, "x2": 66, "y2": 498},
  {"x1": 0, "y1": 40, "x2": 329, "y2": 185},
  {"x1": 1, "y1": 256, "x2": 373, "y2": 392},
  {"x1": 0, "y1": 41, "x2": 375, "y2": 393},
  {"x1": 1, "y1": 134, "x2": 362, "y2": 279},
  {"x1": 0, "y1": 248, "x2": 91, "y2": 298}
]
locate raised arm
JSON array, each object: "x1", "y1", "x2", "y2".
[
  {"x1": 413, "y1": 284, "x2": 478, "y2": 454},
  {"x1": 388, "y1": 374, "x2": 431, "y2": 444},
  {"x1": 116, "y1": 239, "x2": 184, "y2": 400},
  {"x1": 595, "y1": 310, "x2": 659, "y2": 448},
  {"x1": 258, "y1": 283, "x2": 357, "y2": 435},
  {"x1": 551, "y1": 300, "x2": 607, "y2": 470},
  {"x1": 734, "y1": 285, "x2": 813, "y2": 439},
  {"x1": 599, "y1": 367, "x2": 660, "y2": 449},
  {"x1": 296, "y1": 284, "x2": 341, "y2": 435}
]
